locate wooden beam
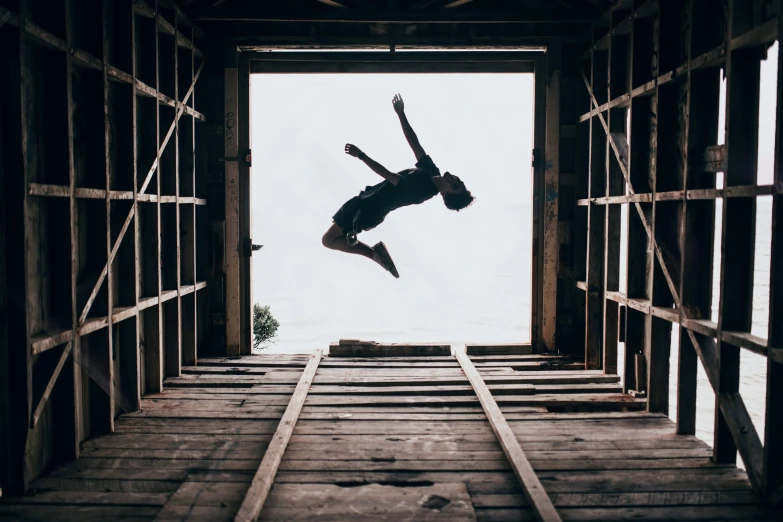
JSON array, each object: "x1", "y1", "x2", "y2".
[
  {"x1": 715, "y1": 0, "x2": 761, "y2": 465},
  {"x1": 585, "y1": 49, "x2": 607, "y2": 369},
  {"x1": 191, "y1": 7, "x2": 596, "y2": 23},
  {"x1": 455, "y1": 349, "x2": 561, "y2": 522},
  {"x1": 30, "y1": 343, "x2": 73, "y2": 429},
  {"x1": 239, "y1": 54, "x2": 251, "y2": 356},
  {"x1": 102, "y1": 0, "x2": 116, "y2": 433},
  {"x1": 542, "y1": 44, "x2": 561, "y2": 352},
  {"x1": 532, "y1": 53, "x2": 547, "y2": 351},
  {"x1": 64, "y1": 0, "x2": 83, "y2": 461},
  {"x1": 234, "y1": 351, "x2": 322, "y2": 522},
  {"x1": 224, "y1": 45, "x2": 241, "y2": 357}
]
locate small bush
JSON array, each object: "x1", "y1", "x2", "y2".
[{"x1": 253, "y1": 303, "x2": 280, "y2": 349}]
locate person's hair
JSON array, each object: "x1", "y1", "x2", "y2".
[{"x1": 443, "y1": 189, "x2": 475, "y2": 211}]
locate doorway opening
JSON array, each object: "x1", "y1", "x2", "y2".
[{"x1": 250, "y1": 72, "x2": 534, "y2": 353}]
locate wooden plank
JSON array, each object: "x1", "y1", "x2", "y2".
[
  {"x1": 64, "y1": 0, "x2": 84, "y2": 461},
  {"x1": 585, "y1": 48, "x2": 607, "y2": 370},
  {"x1": 330, "y1": 342, "x2": 452, "y2": 357},
  {"x1": 224, "y1": 53, "x2": 240, "y2": 356},
  {"x1": 30, "y1": 342, "x2": 73, "y2": 429},
  {"x1": 238, "y1": 54, "x2": 251, "y2": 355},
  {"x1": 234, "y1": 351, "x2": 321, "y2": 522},
  {"x1": 455, "y1": 349, "x2": 561, "y2": 522},
  {"x1": 542, "y1": 44, "x2": 560, "y2": 351},
  {"x1": 102, "y1": 1, "x2": 116, "y2": 433},
  {"x1": 260, "y1": 483, "x2": 476, "y2": 521}
]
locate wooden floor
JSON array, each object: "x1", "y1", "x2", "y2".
[{"x1": 0, "y1": 345, "x2": 776, "y2": 521}]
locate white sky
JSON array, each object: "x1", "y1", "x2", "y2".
[{"x1": 250, "y1": 73, "x2": 534, "y2": 352}]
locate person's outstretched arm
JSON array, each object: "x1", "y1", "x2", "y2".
[
  {"x1": 345, "y1": 144, "x2": 400, "y2": 185},
  {"x1": 392, "y1": 94, "x2": 426, "y2": 161}
]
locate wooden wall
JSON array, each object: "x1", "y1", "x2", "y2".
[
  {"x1": 0, "y1": 0, "x2": 210, "y2": 493},
  {"x1": 573, "y1": 0, "x2": 783, "y2": 502}
]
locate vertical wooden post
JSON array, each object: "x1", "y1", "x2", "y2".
[
  {"x1": 715, "y1": 0, "x2": 759, "y2": 464},
  {"x1": 102, "y1": 0, "x2": 115, "y2": 431},
  {"x1": 238, "y1": 53, "x2": 251, "y2": 355},
  {"x1": 1, "y1": 16, "x2": 29, "y2": 493},
  {"x1": 542, "y1": 44, "x2": 561, "y2": 352},
  {"x1": 0, "y1": 19, "x2": 12, "y2": 493},
  {"x1": 678, "y1": 2, "x2": 720, "y2": 435},
  {"x1": 129, "y1": 0, "x2": 142, "y2": 410},
  {"x1": 64, "y1": 0, "x2": 84, "y2": 458},
  {"x1": 224, "y1": 43, "x2": 240, "y2": 356},
  {"x1": 532, "y1": 53, "x2": 547, "y2": 352},
  {"x1": 604, "y1": 25, "x2": 629, "y2": 375},
  {"x1": 166, "y1": 11, "x2": 183, "y2": 378},
  {"x1": 763, "y1": 0, "x2": 783, "y2": 503},
  {"x1": 643, "y1": 10, "x2": 662, "y2": 412},
  {"x1": 585, "y1": 48, "x2": 607, "y2": 369}
]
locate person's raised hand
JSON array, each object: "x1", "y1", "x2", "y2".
[
  {"x1": 345, "y1": 143, "x2": 363, "y2": 157},
  {"x1": 392, "y1": 93, "x2": 405, "y2": 115}
]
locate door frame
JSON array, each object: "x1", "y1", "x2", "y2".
[{"x1": 233, "y1": 49, "x2": 551, "y2": 352}]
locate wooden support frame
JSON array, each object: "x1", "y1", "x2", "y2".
[
  {"x1": 3, "y1": 0, "x2": 208, "y2": 493},
  {"x1": 577, "y1": 0, "x2": 780, "y2": 502},
  {"x1": 246, "y1": 50, "x2": 548, "y2": 351},
  {"x1": 455, "y1": 348, "x2": 561, "y2": 522},
  {"x1": 234, "y1": 350, "x2": 322, "y2": 522}
]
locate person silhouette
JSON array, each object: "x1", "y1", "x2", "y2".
[{"x1": 321, "y1": 94, "x2": 475, "y2": 278}]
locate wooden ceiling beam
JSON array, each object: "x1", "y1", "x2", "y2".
[{"x1": 190, "y1": 6, "x2": 597, "y2": 23}]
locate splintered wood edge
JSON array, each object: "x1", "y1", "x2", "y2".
[
  {"x1": 234, "y1": 350, "x2": 322, "y2": 522},
  {"x1": 455, "y1": 349, "x2": 562, "y2": 522}
]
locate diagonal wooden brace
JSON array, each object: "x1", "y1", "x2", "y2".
[
  {"x1": 580, "y1": 69, "x2": 682, "y2": 305},
  {"x1": 30, "y1": 342, "x2": 73, "y2": 429}
]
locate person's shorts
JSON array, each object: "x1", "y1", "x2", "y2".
[{"x1": 332, "y1": 195, "x2": 386, "y2": 236}]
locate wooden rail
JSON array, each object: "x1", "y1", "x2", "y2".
[
  {"x1": 234, "y1": 350, "x2": 322, "y2": 522},
  {"x1": 455, "y1": 349, "x2": 561, "y2": 522}
]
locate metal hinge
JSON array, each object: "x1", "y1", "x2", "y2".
[
  {"x1": 220, "y1": 149, "x2": 252, "y2": 167},
  {"x1": 242, "y1": 238, "x2": 263, "y2": 257},
  {"x1": 532, "y1": 148, "x2": 542, "y2": 169}
]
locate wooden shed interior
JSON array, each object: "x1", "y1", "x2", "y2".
[{"x1": 1, "y1": 0, "x2": 782, "y2": 520}]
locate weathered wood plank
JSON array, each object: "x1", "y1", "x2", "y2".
[
  {"x1": 30, "y1": 342, "x2": 73, "y2": 429},
  {"x1": 456, "y1": 349, "x2": 561, "y2": 522},
  {"x1": 260, "y1": 483, "x2": 477, "y2": 521},
  {"x1": 234, "y1": 351, "x2": 321, "y2": 522}
]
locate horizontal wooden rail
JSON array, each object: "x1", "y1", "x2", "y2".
[
  {"x1": 578, "y1": 184, "x2": 777, "y2": 206},
  {"x1": 29, "y1": 282, "x2": 207, "y2": 355}
]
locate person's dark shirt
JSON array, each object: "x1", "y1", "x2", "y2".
[{"x1": 356, "y1": 155, "x2": 441, "y2": 220}]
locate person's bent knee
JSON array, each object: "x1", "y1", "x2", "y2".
[{"x1": 322, "y1": 233, "x2": 335, "y2": 249}]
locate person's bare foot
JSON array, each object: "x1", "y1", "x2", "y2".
[{"x1": 372, "y1": 242, "x2": 400, "y2": 278}]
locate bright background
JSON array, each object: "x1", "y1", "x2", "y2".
[{"x1": 250, "y1": 73, "x2": 535, "y2": 353}]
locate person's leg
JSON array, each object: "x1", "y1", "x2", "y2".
[{"x1": 321, "y1": 223, "x2": 374, "y2": 260}]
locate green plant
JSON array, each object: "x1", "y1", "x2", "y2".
[{"x1": 253, "y1": 303, "x2": 280, "y2": 349}]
